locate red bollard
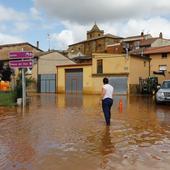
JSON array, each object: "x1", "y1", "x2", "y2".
[{"x1": 119, "y1": 97, "x2": 123, "y2": 112}]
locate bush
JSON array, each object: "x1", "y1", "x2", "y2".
[
  {"x1": 15, "y1": 73, "x2": 35, "y2": 99},
  {"x1": 0, "y1": 91, "x2": 16, "y2": 106}
]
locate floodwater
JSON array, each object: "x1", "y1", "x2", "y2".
[{"x1": 0, "y1": 94, "x2": 170, "y2": 170}]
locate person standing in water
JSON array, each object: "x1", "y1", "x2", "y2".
[{"x1": 101, "y1": 77, "x2": 114, "y2": 126}]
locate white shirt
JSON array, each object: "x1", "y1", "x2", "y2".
[{"x1": 102, "y1": 84, "x2": 114, "y2": 99}]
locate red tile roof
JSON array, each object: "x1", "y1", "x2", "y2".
[{"x1": 144, "y1": 45, "x2": 170, "y2": 54}]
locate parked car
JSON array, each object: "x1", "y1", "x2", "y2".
[{"x1": 156, "y1": 80, "x2": 170, "y2": 104}]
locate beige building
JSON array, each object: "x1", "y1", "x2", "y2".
[
  {"x1": 92, "y1": 53, "x2": 149, "y2": 94},
  {"x1": 144, "y1": 46, "x2": 170, "y2": 83},
  {"x1": 0, "y1": 43, "x2": 75, "y2": 93},
  {"x1": 34, "y1": 51, "x2": 75, "y2": 93},
  {"x1": 122, "y1": 32, "x2": 152, "y2": 51},
  {"x1": 57, "y1": 64, "x2": 92, "y2": 94},
  {"x1": 56, "y1": 53, "x2": 149, "y2": 94},
  {"x1": 0, "y1": 42, "x2": 42, "y2": 89},
  {"x1": 107, "y1": 32, "x2": 170, "y2": 55},
  {"x1": 68, "y1": 24, "x2": 123, "y2": 58},
  {"x1": 0, "y1": 42, "x2": 42, "y2": 61}
]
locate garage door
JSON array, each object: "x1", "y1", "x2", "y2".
[
  {"x1": 65, "y1": 69, "x2": 83, "y2": 93},
  {"x1": 38, "y1": 74, "x2": 56, "y2": 93},
  {"x1": 109, "y1": 77, "x2": 128, "y2": 94}
]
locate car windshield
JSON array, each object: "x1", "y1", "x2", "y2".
[{"x1": 161, "y1": 81, "x2": 170, "y2": 89}]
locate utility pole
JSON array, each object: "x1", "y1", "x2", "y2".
[
  {"x1": 21, "y1": 48, "x2": 26, "y2": 110},
  {"x1": 48, "y1": 33, "x2": 51, "y2": 51}
]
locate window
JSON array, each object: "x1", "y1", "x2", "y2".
[
  {"x1": 159, "y1": 65, "x2": 167, "y2": 71},
  {"x1": 162, "y1": 53, "x2": 167, "y2": 59},
  {"x1": 162, "y1": 81, "x2": 170, "y2": 89},
  {"x1": 97, "y1": 59, "x2": 103, "y2": 74},
  {"x1": 134, "y1": 41, "x2": 140, "y2": 49},
  {"x1": 33, "y1": 58, "x2": 37, "y2": 64},
  {"x1": 71, "y1": 48, "x2": 74, "y2": 53}
]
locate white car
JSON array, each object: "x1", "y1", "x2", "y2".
[{"x1": 156, "y1": 80, "x2": 170, "y2": 103}]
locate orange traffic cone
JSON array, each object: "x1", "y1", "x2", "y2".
[{"x1": 119, "y1": 97, "x2": 123, "y2": 112}]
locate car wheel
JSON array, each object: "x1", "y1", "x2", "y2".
[
  {"x1": 155, "y1": 98, "x2": 161, "y2": 104},
  {"x1": 155, "y1": 96, "x2": 160, "y2": 104}
]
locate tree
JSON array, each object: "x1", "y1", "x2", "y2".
[
  {"x1": 0, "y1": 61, "x2": 3, "y2": 79},
  {"x1": 0, "y1": 62, "x2": 13, "y2": 81}
]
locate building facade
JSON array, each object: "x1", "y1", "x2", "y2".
[
  {"x1": 106, "y1": 32, "x2": 170, "y2": 56},
  {"x1": 0, "y1": 42, "x2": 43, "y2": 91},
  {"x1": 144, "y1": 46, "x2": 170, "y2": 83},
  {"x1": 0, "y1": 42, "x2": 42, "y2": 62},
  {"x1": 56, "y1": 53, "x2": 149, "y2": 94},
  {"x1": 34, "y1": 51, "x2": 75, "y2": 93},
  {"x1": 68, "y1": 24, "x2": 123, "y2": 58}
]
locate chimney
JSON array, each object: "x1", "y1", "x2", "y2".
[
  {"x1": 36, "y1": 41, "x2": 39, "y2": 49},
  {"x1": 159, "y1": 32, "x2": 163, "y2": 38},
  {"x1": 141, "y1": 32, "x2": 144, "y2": 36}
]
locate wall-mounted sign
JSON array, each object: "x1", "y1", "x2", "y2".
[
  {"x1": 9, "y1": 60, "x2": 33, "y2": 68},
  {"x1": 9, "y1": 51, "x2": 33, "y2": 59}
]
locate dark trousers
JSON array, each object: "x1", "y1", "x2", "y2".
[{"x1": 102, "y1": 98, "x2": 113, "y2": 125}]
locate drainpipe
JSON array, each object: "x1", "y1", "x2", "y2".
[
  {"x1": 149, "y1": 56, "x2": 152, "y2": 77},
  {"x1": 36, "y1": 57, "x2": 39, "y2": 92}
]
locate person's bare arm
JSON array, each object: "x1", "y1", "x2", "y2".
[
  {"x1": 112, "y1": 92, "x2": 114, "y2": 98},
  {"x1": 99, "y1": 87, "x2": 105, "y2": 105},
  {"x1": 112, "y1": 87, "x2": 114, "y2": 98},
  {"x1": 101, "y1": 87, "x2": 106, "y2": 100}
]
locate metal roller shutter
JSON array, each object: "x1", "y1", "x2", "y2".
[
  {"x1": 65, "y1": 69, "x2": 83, "y2": 93},
  {"x1": 38, "y1": 74, "x2": 56, "y2": 93},
  {"x1": 109, "y1": 77, "x2": 128, "y2": 94}
]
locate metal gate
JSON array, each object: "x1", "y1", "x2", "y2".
[
  {"x1": 109, "y1": 77, "x2": 128, "y2": 94},
  {"x1": 38, "y1": 74, "x2": 56, "y2": 93},
  {"x1": 65, "y1": 69, "x2": 83, "y2": 93}
]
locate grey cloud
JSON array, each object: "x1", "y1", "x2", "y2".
[{"x1": 34, "y1": 0, "x2": 170, "y2": 23}]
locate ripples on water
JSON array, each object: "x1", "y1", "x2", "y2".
[{"x1": 0, "y1": 94, "x2": 170, "y2": 170}]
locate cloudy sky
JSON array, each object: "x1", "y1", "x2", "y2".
[{"x1": 0, "y1": 0, "x2": 170, "y2": 51}]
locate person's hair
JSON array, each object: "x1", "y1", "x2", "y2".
[{"x1": 103, "y1": 77, "x2": 109, "y2": 84}]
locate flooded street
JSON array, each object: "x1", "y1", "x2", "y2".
[{"x1": 0, "y1": 94, "x2": 170, "y2": 170}]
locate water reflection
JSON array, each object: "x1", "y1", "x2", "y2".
[
  {"x1": 156, "y1": 106, "x2": 170, "y2": 136},
  {"x1": 99, "y1": 127, "x2": 115, "y2": 170},
  {"x1": 65, "y1": 93, "x2": 83, "y2": 107},
  {"x1": 100, "y1": 126, "x2": 115, "y2": 156}
]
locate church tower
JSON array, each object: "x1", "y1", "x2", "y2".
[{"x1": 87, "y1": 23, "x2": 104, "y2": 40}]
